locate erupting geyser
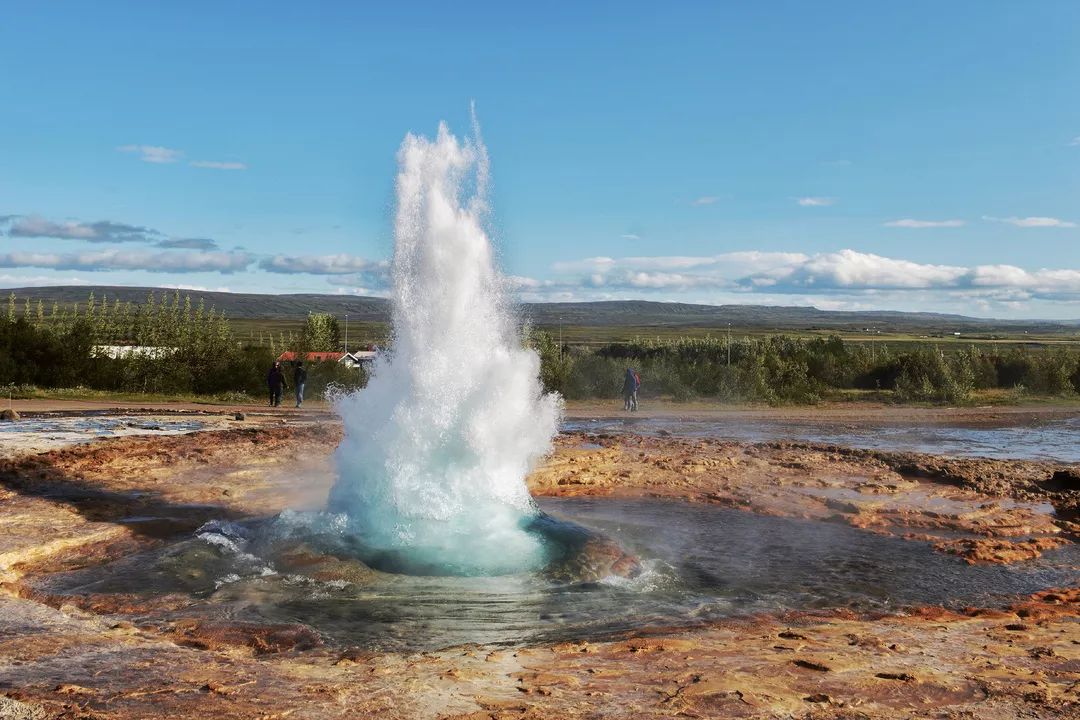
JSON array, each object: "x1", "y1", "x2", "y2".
[{"x1": 327, "y1": 120, "x2": 562, "y2": 576}]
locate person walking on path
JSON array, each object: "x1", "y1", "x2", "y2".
[
  {"x1": 267, "y1": 361, "x2": 288, "y2": 407},
  {"x1": 622, "y1": 367, "x2": 641, "y2": 412},
  {"x1": 293, "y1": 360, "x2": 308, "y2": 408}
]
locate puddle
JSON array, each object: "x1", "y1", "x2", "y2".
[
  {"x1": 0, "y1": 416, "x2": 206, "y2": 452},
  {"x1": 563, "y1": 416, "x2": 1080, "y2": 461},
  {"x1": 797, "y1": 485, "x2": 1057, "y2": 517},
  {"x1": 31, "y1": 498, "x2": 1080, "y2": 652}
]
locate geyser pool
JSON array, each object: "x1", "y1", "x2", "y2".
[
  {"x1": 327, "y1": 120, "x2": 562, "y2": 576},
  {"x1": 32, "y1": 498, "x2": 1080, "y2": 652}
]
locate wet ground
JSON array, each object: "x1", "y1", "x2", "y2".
[
  {"x1": 7, "y1": 400, "x2": 1080, "y2": 461},
  {"x1": 0, "y1": 403, "x2": 1078, "y2": 718},
  {"x1": 564, "y1": 414, "x2": 1080, "y2": 461},
  {"x1": 0, "y1": 415, "x2": 211, "y2": 455}
]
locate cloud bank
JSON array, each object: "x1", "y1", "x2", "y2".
[
  {"x1": 0, "y1": 250, "x2": 253, "y2": 273},
  {"x1": 2, "y1": 214, "x2": 221, "y2": 249},
  {"x1": 538, "y1": 249, "x2": 1080, "y2": 305},
  {"x1": 258, "y1": 254, "x2": 388, "y2": 276},
  {"x1": 6, "y1": 216, "x2": 161, "y2": 243}
]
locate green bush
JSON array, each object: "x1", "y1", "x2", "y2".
[
  {"x1": 0, "y1": 291, "x2": 369, "y2": 399},
  {"x1": 891, "y1": 347, "x2": 973, "y2": 404},
  {"x1": 535, "y1": 334, "x2": 1077, "y2": 406}
]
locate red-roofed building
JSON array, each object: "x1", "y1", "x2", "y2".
[
  {"x1": 276, "y1": 349, "x2": 377, "y2": 369},
  {"x1": 277, "y1": 351, "x2": 347, "y2": 363}
]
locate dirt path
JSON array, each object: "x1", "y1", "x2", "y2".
[
  {"x1": 9, "y1": 397, "x2": 1080, "y2": 425},
  {"x1": 6, "y1": 398, "x2": 333, "y2": 416},
  {"x1": 564, "y1": 399, "x2": 1080, "y2": 427}
]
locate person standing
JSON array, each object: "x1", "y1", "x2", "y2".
[
  {"x1": 267, "y1": 361, "x2": 287, "y2": 407},
  {"x1": 622, "y1": 367, "x2": 641, "y2": 412},
  {"x1": 293, "y1": 360, "x2": 308, "y2": 408}
]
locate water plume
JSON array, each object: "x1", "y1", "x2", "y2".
[{"x1": 328, "y1": 120, "x2": 562, "y2": 575}]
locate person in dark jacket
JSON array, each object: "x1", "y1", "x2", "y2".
[
  {"x1": 293, "y1": 361, "x2": 308, "y2": 408},
  {"x1": 622, "y1": 367, "x2": 641, "y2": 411},
  {"x1": 268, "y1": 361, "x2": 288, "y2": 407}
]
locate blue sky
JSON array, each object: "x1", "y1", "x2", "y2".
[{"x1": 1, "y1": 1, "x2": 1078, "y2": 317}]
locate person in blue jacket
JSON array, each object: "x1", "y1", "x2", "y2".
[{"x1": 293, "y1": 360, "x2": 308, "y2": 408}]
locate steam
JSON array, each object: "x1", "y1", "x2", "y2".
[{"x1": 327, "y1": 120, "x2": 562, "y2": 575}]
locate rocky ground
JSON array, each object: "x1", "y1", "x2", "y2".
[
  {"x1": 0, "y1": 405, "x2": 1077, "y2": 719},
  {"x1": 532, "y1": 433, "x2": 1080, "y2": 565}
]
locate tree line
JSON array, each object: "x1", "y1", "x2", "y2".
[
  {"x1": 1, "y1": 292, "x2": 364, "y2": 399},
  {"x1": 5, "y1": 290, "x2": 1079, "y2": 405},
  {"x1": 529, "y1": 332, "x2": 1080, "y2": 404}
]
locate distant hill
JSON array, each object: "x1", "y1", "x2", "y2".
[{"x1": 6, "y1": 285, "x2": 1079, "y2": 334}]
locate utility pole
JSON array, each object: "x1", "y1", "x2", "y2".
[
  {"x1": 557, "y1": 315, "x2": 565, "y2": 360},
  {"x1": 344, "y1": 314, "x2": 349, "y2": 354},
  {"x1": 726, "y1": 322, "x2": 732, "y2": 366}
]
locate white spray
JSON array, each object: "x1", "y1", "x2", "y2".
[{"x1": 327, "y1": 119, "x2": 563, "y2": 575}]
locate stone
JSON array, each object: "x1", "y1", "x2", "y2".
[
  {"x1": 1045, "y1": 469, "x2": 1079, "y2": 492},
  {"x1": 234, "y1": 412, "x2": 246, "y2": 421},
  {"x1": 876, "y1": 672, "x2": 916, "y2": 681},
  {"x1": 0, "y1": 696, "x2": 46, "y2": 720},
  {"x1": 792, "y1": 659, "x2": 831, "y2": 672},
  {"x1": 0, "y1": 408, "x2": 19, "y2": 421}
]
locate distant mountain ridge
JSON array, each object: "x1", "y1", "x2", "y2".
[{"x1": 5, "y1": 285, "x2": 1079, "y2": 332}]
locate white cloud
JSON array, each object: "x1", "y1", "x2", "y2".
[
  {"x1": 542, "y1": 248, "x2": 1080, "y2": 306},
  {"x1": 1069, "y1": 136, "x2": 1080, "y2": 147},
  {"x1": 9, "y1": 216, "x2": 96, "y2": 239},
  {"x1": 620, "y1": 233, "x2": 641, "y2": 240},
  {"x1": 161, "y1": 283, "x2": 234, "y2": 293},
  {"x1": 883, "y1": 219, "x2": 965, "y2": 228},
  {"x1": 796, "y1": 197, "x2": 835, "y2": 207},
  {"x1": 553, "y1": 251, "x2": 808, "y2": 292},
  {"x1": 691, "y1": 196, "x2": 720, "y2": 206},
  {"x1": 3, "y1": 214, "x2": 219, "y2": 249},
  {"x1": 331, "y1": 285, "x2": 388, "y2": 297},
  {"x1": 5, "y1": 215, "x2": 159, "y2": 242},
  {"x1": 982, "y1": 215, "x2": 1076, "y2": 228},
  {"x1": 117, "y1": 145, "x2": 183, "y2": 164},
  {"x1": 259, "y1": 254, "x2": 388, "y2": 277},
  {"x1": 0, "y1": 250, "x2": 253, "y2": 273},
  {"x1": 744, "y1": 249, "x2": 968, "y2": 290},
  {"x1": 155, "y1": 237, "x2": 219, "y2": 250},
  {"x1": 553, "y1": 251, "x2": 806, "y2": 277},
  {"x1": 506, "y1": 275, "x2": 551, "y2": 290},
  {"x1": 0, "y1": 273, "x2": 90, "y2": 287},
  {"x1": 190, "y1": 160, "x2": 248, "y2": 170}
]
